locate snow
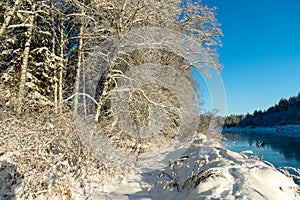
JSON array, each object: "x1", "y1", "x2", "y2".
[
  {"x1": 224, "y1": 125, "x2": 300, "y2": 137},
  {"x1": 67, "y1": 138, "x2": 300, "y2": 200}
]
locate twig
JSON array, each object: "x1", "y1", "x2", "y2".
[{"x1": 64, "y1": 92, "x2": 98, "y2": 105}]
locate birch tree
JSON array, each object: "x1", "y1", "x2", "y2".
[
  {"x1": 0, "y1": 0, "x2": 21, "y2": 40},
  {"x1": 1, "y1": 0, "x2": 64, "y2": 110},
  {"x1": 73, "y1": 2, "x2": 86, "y2": 114},
  {"x1": 17, "y1": 0, "x2": 36, "y2": 111},
  {"x1": 0, "y1": 0, "x2": 222, "y2": 117},
  {"x1": 50, "y1": 1, "x2": 58, "y2": 111}
]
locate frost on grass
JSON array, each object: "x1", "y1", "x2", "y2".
[
  {"x1": 1, "y1": 107, "x2": 300, "y2": 199},
  {"x1": 0, "y1": 103, "x2": 115, "y2": 199}
]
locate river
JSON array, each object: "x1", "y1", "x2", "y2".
[{"x1": 222, "y1": 131, "x2": 300, "y2": 169}]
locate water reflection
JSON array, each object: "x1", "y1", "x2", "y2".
[{"x1": 222, "y1": 131, "x2": 300, "y2": 169}]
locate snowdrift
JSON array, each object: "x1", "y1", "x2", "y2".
[{"x1": 67, "y1": 142, "x2": 300, "y2": 200}]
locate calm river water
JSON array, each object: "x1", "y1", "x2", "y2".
[{"x1": 222, "y1": 131, "x2": 300, "y2": 169}]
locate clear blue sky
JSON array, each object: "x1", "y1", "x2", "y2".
[{"x1": 204, "y1": 0, "x2": 300, "y2": 115}]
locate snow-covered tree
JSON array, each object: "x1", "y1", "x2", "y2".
[{"x1": 1, "y1": 0, "x2": 222, "y2": 112}]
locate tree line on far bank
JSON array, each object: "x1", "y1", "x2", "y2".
[{"x1": 224, "y1": 92, "x2": 300, "y2": 128}]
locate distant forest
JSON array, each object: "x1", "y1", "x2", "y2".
[{"x1": 225, "y1": 92, "x2": 300, "y2": 127}]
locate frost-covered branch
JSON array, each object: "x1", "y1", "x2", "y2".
[{"x1": 64, "y1": 92, "x2": 98, "y2": 105}]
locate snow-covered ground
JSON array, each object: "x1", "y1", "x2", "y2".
[
  {"x1": 2, "y1": 127, "x2": 299, "y2": 199},
  {"x1": 223, "y1": 125, "x2": 300, "y2": 137},
  {"x1": 67, "y1": 140, "x2": 300, "y2": 200}
]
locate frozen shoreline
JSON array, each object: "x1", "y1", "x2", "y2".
[
  {"x1": 67, "y1": 144, "x2": 300, "y2": 200},
  {"x1": 223, "y1": 124, "x2": 300, "y2": 137},
  {"x1": 2, "y1": 136, "x2": 299, "y2": 199}
]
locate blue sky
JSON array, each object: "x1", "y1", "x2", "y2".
[{"x1": 202, "y1": 0, "x2": 300, "y2": 115}]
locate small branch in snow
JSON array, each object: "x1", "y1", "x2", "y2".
[{"x1": 8, "y1": 24, "x2": 33, "y2": 29}]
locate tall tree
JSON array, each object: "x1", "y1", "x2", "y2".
[
  {"x1": 17, "y1": 0, "x2": 37, "y2": 111},
  {"x1": 1, "y1": 0, "x2": 222, "y2": 115}
]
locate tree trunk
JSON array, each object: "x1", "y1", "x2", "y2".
[
  {"x1": 74, "y1": 9, "x2": 85, "y2": 115},
  {"x1": 17, "y1": 1, "x2": 36, "y2": 112},
  {"x1": 0, "y1": 0, "x2": 20, "y2": 40},
  {"x1": 51, "y1": 2, "x2": 58, "y2": 113},
  {"x1": 58, "y1": 21, "x2": 64, "y2": 113},
  {"x1": 95, "y1": 69, "x2": 112, "y2": 122}
]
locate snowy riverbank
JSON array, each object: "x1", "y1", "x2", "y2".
[
  {"x1": 2, "y1": 137, "x2": 300, "y2": 199},
  {"x1": 66, "y1": 139, "x2": 300, "y2": 200},
  {"x1": 223, "y1": 124, "x2": 300, "y2": 137}
]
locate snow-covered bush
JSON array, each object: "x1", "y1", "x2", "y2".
[{"x1": 0, "y1": 108, "x2": 113, "y2": 199}]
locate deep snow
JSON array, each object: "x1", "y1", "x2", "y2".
[{"x1": 67, "y1": 138, "x2": 300, "y2": 200}]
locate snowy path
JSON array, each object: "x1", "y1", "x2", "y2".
[{"x1": 69, "y1": 144, "x2": 300, "y2": 200}]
